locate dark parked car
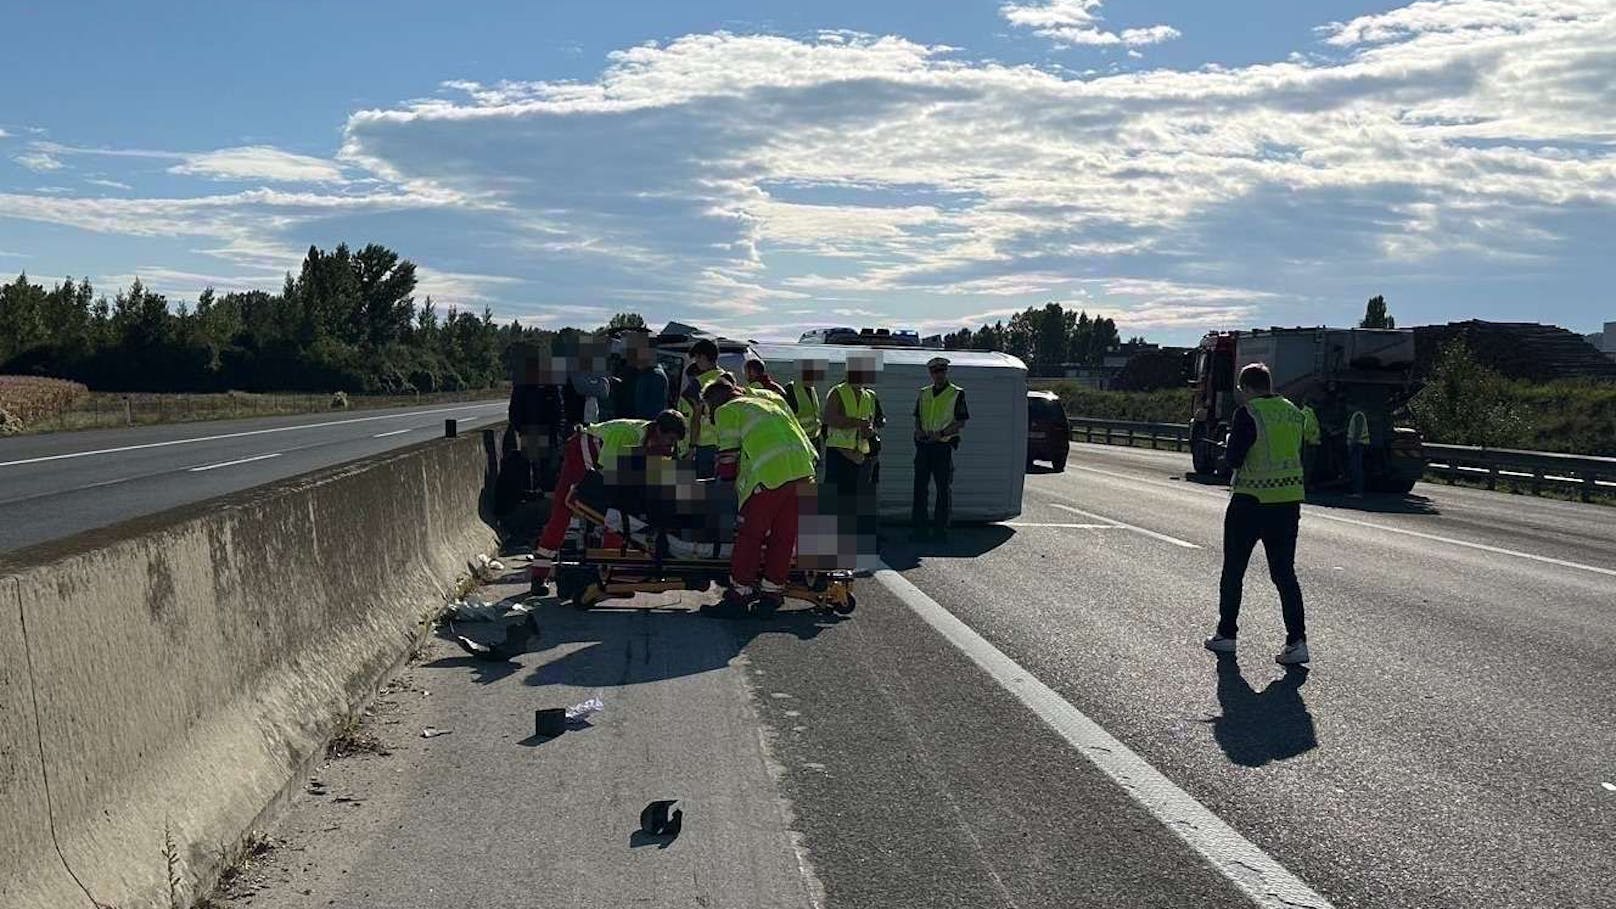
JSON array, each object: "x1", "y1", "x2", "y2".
[{"x1": 1026, "y1": 390, "x2": 1070, "y2": 471}]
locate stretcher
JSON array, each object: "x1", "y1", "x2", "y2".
[{"x1": 547, "y1": 470, "x2": 857, "y2": 615}]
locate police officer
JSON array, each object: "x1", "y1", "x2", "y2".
[
  {"x1": 822, "y1": 355, "x2": 880, "y2": 551},
  {"x1": 912, "y1": 356, "x2": 968, "y2": 541},
  {"x1": 1204, "y1": 363, "x2": 1310, "y2": 665}
]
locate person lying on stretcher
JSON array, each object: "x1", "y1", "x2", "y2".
[
  {"x1": 570, "y1": 456, "x2": 738, "y2": 559},
  {"x1": 569, "y1": 453, "x2": 848, "y2": 574}
]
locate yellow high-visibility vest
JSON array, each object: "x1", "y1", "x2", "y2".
[
  {"x1": 916, "y1": 383, "x2": 961, "y2": 442},
  {"x1": 786, "y1": 380, "x2": 820, "y2": 439},
  {"x1": 825, "y1": 382, "x2": 874, "y2": 456},
  {"x1": 1231, "y1": 396, "x2": 1306, "y2": 505},
  {"x1": 1348, "y1": 410, "x2": 1371, "y2": 446},
  {"x1": 714, "y1": 394, "x2": 817, "y2": 507}
]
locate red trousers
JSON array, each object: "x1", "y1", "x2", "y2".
[
  {"x1": 534, "y1": 433, "x2": 597, "y2": 580},
  {"x1": 731, "y1": 480, "x2": 805, "y2": 592}
]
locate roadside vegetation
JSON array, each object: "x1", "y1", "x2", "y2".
[
  {"x1": 0, "y1": 242, "x2": 624, "y2": 398},
  {"x1": 1033, "y1": 380, "x2": 1192, "y2": 423},
  {"x1": 1042, "y1": 341, "x2": 1614, "y2": 458},
  {"x1": 0, "y1": 384, "x2": 505, "y2": 435}
]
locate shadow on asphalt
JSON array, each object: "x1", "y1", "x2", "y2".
[
  {"x1": 1305, "y1": 491, "x2": 1441, "y2": 515},
  {"x1": 1208, "y1": 653, "x2": 1317, "y2": 768},
  {"x1": 498, "y1": 596, "x2": 846, "y2": 690},
  {"x1": 878, "y1": 523, "x2": 1016, "y2": 570},
  {"x1": 421, "y1": 653, "x2": 526, "y2": 685}
]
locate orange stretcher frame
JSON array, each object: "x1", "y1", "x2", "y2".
[{"x1": 550, "y1": 482, "x2": 857, "y2": 614}]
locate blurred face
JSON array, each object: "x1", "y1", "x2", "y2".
[
  {"x1": 745, "y1": 362, "x2": 765, "y2": 382},
  {"x1": 800, "y1": 361, "x2": 825, "y2": 383},
  {"x1": 646, "y1": 427, "x2": 679, "y2": 455},
  {"x1": 626, "y1": 336, "x2": 651, "y2": 368},
  {"x1": 525, "y1": 351, "x2": 566, "y2": 385},
  {"x1": 847, "y1": 359, "x2": 876, "y2": 386},
  {"x1": 929, "y1": 365, "x2": 948, "y2": 385}
]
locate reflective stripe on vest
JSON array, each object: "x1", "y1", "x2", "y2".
[
  {"x1": 1349, "y1": 410, "x2": 1370, "y2": 445},
  {"x1": 584, "y1": 419, "x2": 648, "y2": 471},
  {"x1": 917, "y1": 383, "x2": 961, "y2": 441},
  {"x1": 825, "y1": 382, "x2": 874, "y2": 455},
  {"x1": 787, "y1": 381, "x2": 821, "y2": 439},
  {"x1": 1231, "y1": 397, "x2": 1305, "y2": 505},
  {"x1": 714, "y1": 395, "x2": 817, "y2": 506}
]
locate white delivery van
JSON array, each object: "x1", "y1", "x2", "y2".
[{"x1": 751, "y1": 343, "x2": 1028, "y2": 523}]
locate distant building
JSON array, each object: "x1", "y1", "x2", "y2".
[{"x1": 1586, "y1": 321, "x2": 1616, "y2": 362}]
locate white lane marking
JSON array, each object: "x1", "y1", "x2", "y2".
[
  {"x1": 372, "y1": 428, "x2": 413, "y2": 438},
  {"x1": 1051, "y1": 502, "x2": 1201, "y2": 549},
  {"x1": 874, "y1": 564, "x2": 1334, "y2": 909},
  {"x1": 1307, "y1": 511, "x2": 1616, "y2": 579},
  {"x1": 1069, "y1": 462, "x2": 1616, "y2": 579},
  {"x1": 1071, "y1": 463, "x2": 1223, "y2": 499},
  {"x1": 187, "y1": 453, "x2": 282, "y2": 473},
  {"x1": 1004, "y1": 522, "x2": 1121, "y2": 529},
  {"x1": 0, "y1": 402, "x2": 503, "y2": 468}
]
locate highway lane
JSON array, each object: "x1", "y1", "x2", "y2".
[
  {"x1": 152, "y1": 440, "x2": 1616, "y2": 908},
  {"x1": 0, "y1": 400, "x2": 507, "y2": 554},
  {"x1": 885, "y1": 443, "x2": 1616, "y2": 908}
]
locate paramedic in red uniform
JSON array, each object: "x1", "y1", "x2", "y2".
[{"x1": 531, "y1": 410, "x2": 687, "y2": 594}]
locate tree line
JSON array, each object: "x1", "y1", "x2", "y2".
[
  {"x1": 938, "y1": 302, "x2": 1125, "y2": 375},
  {"x1": 0, "y1": 243, "x2": 583, "y2": 394}
]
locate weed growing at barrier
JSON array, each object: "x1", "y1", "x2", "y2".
[
  {"x1": 326, "y1": 713, "x2": 388, "y2": 759},
  {"x1": 194, "y1": 831, "x2": 274, "y2": 908},
  {"x1": 162, "y1": 822, "x2": 184, "y2": 909}
]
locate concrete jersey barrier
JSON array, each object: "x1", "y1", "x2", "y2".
[{"x1": 0, "y1": 430, "x2": 499, "y2": 909}]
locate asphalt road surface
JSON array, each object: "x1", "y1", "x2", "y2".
[
  {"x1": 0, "y1": 400, "x2": 506, "y2": 554},
  {"x1": 153, "y1": 443, "x2": 1616, "y2": 907}
]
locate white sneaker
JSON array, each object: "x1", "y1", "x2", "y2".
[
  {"x1": 1275, "y1": 641, "x2": 1311, "y2": 665},
  {"x1": 1203, "y1": 634, "x2": 1237, "y2": 653}
]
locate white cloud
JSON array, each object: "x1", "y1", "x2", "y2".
[
  {"x1": 0, "y1": 128, "x2": 10, "y2": 139},
  {"x1": 168, "y1": 146, "x2": 345, "y2": 183},
  {"x1": 414, "y1": 267, "x2": 524, "y2": 304},
  {"x1": 84, "y1": 178, "x2": 131, "y2": 190},
  {"x1": 14, "y1": 152, "x2": 63, "y2": 172},
  {"x1": 3, "y1": 2, "x2": 1613, "y2": 338},
  {"x1": 1001, "y1": 0, "x2": 1181, "y2": 47}
]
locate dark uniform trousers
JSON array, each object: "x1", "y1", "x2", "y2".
[{"x1": 912, "y1": 442, "x2": 954, "y2": 530}]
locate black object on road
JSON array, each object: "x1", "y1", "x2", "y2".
[
  {"x1": 640, "y1": 800, "x2": 683, "y2": 838},
  {"x1": 445, "y1": 418, "x2": 458, "y2": 438},
  {"x1": 535, "y1": 708, "x2": 567, "y2": 737},
  {"x1": 450, "y1": 613, "x2": 538, "y2": 662}
]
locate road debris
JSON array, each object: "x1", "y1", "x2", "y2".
[
  {"x1": 639, "y1": 799, "x2": 683, "y2": 838},
  {"x1": 565, "y1": 697, "x2": 605, "y2": 720},
  {"x1": 451, "y1": 612, "x2": 539, "y2": 661},
  {"x1": 534, "y1": 708, "x2": 568, "y2": 737},
  {"x1": 421, "y1": 727, "x2": 453, "y2": 738}
]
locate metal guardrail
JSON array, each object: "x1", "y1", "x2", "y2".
[
  {"x1": 1422, "y1": 443, "x2": 1616, "y2": 502},
  {"x1": 1064, "y1": 414, "x2": 1616, "y2": 502},
  {"x1": 1067, "y1": 417, "x2": 1190, "y2": 451}
]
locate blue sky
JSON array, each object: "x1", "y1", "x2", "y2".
[{"x1": 2, "y1": 0, "x2": 1611, "y2": 345}]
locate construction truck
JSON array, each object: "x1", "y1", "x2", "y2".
[{"x1": 1188, "y1": 327, "x2": 1426, "y2": 493}]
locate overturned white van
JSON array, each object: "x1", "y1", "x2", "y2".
[{"x1": 751, "y1": 343, "x2": 1028, "y2": 523}]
